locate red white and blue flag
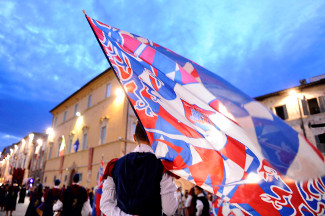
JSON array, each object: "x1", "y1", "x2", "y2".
[
  {"x1": 98, "y1": 157, "x2": 104, "y2": 185},
  {"x1": 86, "y1": 15, "x2": 325, "y2": 215},
  {"x1": 92, "y1": 183, "x2": 105, "y2": 216}
]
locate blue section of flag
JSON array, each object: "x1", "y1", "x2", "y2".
[{"x1": 73, "y1": 139, "x2": 79, "y2": 152}]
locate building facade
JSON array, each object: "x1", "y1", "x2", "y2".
[
  {"x1": 43, "y1": 68, "x2": 138, "y2": 188},
  {"x1": 255, "y1": 75, "x2": 325, "y2": 153},
  {"x1": 0, "y1": 132, "x2": 48, "y2": 185}
]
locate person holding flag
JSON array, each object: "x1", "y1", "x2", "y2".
[{"x1": 100, "y1": 121, "x2": 178, "y2": 216}]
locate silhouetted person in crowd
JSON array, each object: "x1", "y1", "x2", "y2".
[
  {"x1": 5, "y1": 181, "x2": 19, "y2": 216},
  {"x1": 53, "y1": 173, "x2": 91, "y2": 216},
  {"x1": 88, "y1": 187, "x2": 94, "y2": 208},
  {"x1": 25, "y1": 183, "x2": 43, "y2": 216},
  {"x1": 0, "y1": 184, "x2": 6, "y2": 211},
  {"x1": 194, "y1": 186, "x2": 209, "y2": 216},
  {"x1": 100, "y1": 121, "x2": 178, "y2": 216},
  {"x1": 18, "y1": 184, "x2": 27, "y2": 203},
  {"x1": 41, "y1": 179, "x2": 62, "y2": 216}
]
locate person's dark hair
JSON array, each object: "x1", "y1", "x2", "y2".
[
  {"x1": 134, "y1": 121, "x2": 149, "y2": 143},
  {"x1": 72, "y1": 173, "x2": 80, "y2": 183},
  {"x1": 54, "y1": 179, "x2": 61, "y2": 186},
  {"x1": 37, "y1": 183, "x2": 43, "y2": 190},
  {"x1": 194, "y1": 185, "x2": 203, "y2": 192}
]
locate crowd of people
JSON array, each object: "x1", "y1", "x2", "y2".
[
  {"x1": 0, "y1": 180, "x2": 21, "y2": 216},
  {"x1": 0, "y1": 175, "x2": 95, "y2": 216},
  {"x1": 175, "y1": 186, "x2": 215, "y2": 216}
]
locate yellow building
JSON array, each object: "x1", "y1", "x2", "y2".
[{"x1": 43, "y1": 68, "x2": 138, "y2": 188}]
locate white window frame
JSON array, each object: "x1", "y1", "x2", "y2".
[
  {"x1": 57, "y1": 138, "x2": 62, "y2": 157},
  {"x1": 82, "y1": 130, "x2": 88, "y2": 150},
  {"x1": 68, "y1": 136, "x2": 73, "y2": 153},
  {"x1": 87, "y1": 95, "x2": 92, "y2": 108},
  {"x1": 100, "y1": 125, "x2": 107, "y2": 145},
  {"x1": 63, "y1": 111, "x2": 67, "y2": 122},
  {"x1": 106, "y1": 84, "x2": 111, "y2": 98},
  {"x1": 48, "y1": 144, "x2": 52, "y2": 159},
  {"x1": 74, "y1": 104, "x2": 79, "y2": 116},
  {"x1": 54, "y1": 117, "x2": 58, "y2": 127}
]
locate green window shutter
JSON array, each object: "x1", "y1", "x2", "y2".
[
  {"x1": 318, "y1": 96, "x2": 325, "y2": 113},
  {"x1": 301, "y1": 99, "x2": 310, "y2": 115}
]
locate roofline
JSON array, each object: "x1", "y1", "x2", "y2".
[
  {"x1": 254, "y1": 78, "x2": 325, "y2": 101},
  {"x1": 50, "y1": 67, "x2": 111, "y2": 113}
]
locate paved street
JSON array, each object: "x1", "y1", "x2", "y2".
[{"x1": 0, "y1": 197, "x2": 29, "y2": 216}]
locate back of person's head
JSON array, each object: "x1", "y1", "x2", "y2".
[
  {"x1": 134, "y1": 121, "x2": 149, "y2": 144},
  {"x1": 37, "y1": 183, "x2": 43, "y2": 192},
  {"x1": 194, "y1": 185, "x2": 204, "y2": 195},
  {"x1": 54, "y1": 179, "x2": 61, "y2": 186},
  {"x1": 72, "y1": 173, "x2": 80, "y2": 183}
]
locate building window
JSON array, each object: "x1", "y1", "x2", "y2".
[
  {"x1": 275, "y1": 105, "x2": 288, "y2": 120},
  {"x1": 106, "y1": 84, "x2": 111, "y2": 98},
  {"x1": 100, "y1": 126, "x2": 107, "y2": 145},
  {"x1": 301, "y1": 96, "x2": 325, "y2": 115},
  {"x1": 315, "y1": 134, "x2": 325, "y2": 153},
  {"x1": 63, "y1": 111, "x2": 67, "y2": 122},
  {"x1": 57, "y1": 138, "x2": 62, "y2": 157},
  {"x1": 88, "y1": 95, "x2": 92, "y2": 108},
  {"x1": 44, "y1": 176, "x2": 47, "y2": 183},
  {"x1": 74, "y1": 104, "x2": 79, "y2": 116},
  {"x1": 319, "y1": 96, "x2": 325, "y2": 113},
  {"x1": 307, "y1": 98, "x2": 320, "y2": 115},
  {"x1": 82, "y1": 131, "x2": 88, "y2": 150},
  {"x1": 132, "y1": 122, "x2": 136, "y2": 135},
  {"x1": 54, "y1": 117, "x2": 58, "y2": 127},
  {"x1": 54, "y1": 175, "x2": 56, "y2": 182},
  {"x1": 48, "y1": 145, "x2": 52, "y2": 159},
  {"x1": 79, "y1": 173, "x2": 83, "y2": 181},
  {"x1": 68, "y1": 136, "x2": 73, "y2": 153},
  {"x1": 64, "y1": 175, "x2": 68, "y2": 182}
]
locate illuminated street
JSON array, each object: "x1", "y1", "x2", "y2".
[{"x1": 0, "y1": 197, "x2": 28, "y2": 216}]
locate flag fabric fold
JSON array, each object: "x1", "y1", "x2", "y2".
[{"x1": 86, "y1": 15, "x2": 325, "y2": 215}]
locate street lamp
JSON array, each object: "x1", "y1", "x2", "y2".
[{"x1": 289, "y1": 90, "x2": 306, "y2": 137}]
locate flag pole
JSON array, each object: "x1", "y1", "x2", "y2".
[{"x1": 82, "y1": 10, "x2": 148, "y2": 139}]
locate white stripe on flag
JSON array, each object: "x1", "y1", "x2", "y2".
[{"x1": 134, "y1": 44, "x2": 146, "y2": 57}]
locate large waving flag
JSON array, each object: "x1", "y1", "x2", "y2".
[{"x1": 85, "y1": 14, "x2": 325, "y2": 215}]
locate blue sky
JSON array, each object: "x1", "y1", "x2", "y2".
[{"x1": 0, "y1": 0, "x2": 325, "y2": 151}]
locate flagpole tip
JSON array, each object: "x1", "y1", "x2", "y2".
[{"x1": 82, "y1": 10, "x2": 86, "y2": 15}]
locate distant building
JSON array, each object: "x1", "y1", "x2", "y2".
[
  {"x1": 0, "y1": 144, "x2": 16, "y2": 183},
  {"x1": 0, "y1": 132, "x2": 47, "y2": 185},
  {"x1": 43, "y1": 68, "x2": 138, "y2": 188},
  {"x1": 27, "y1": 133, "x2": 48, "y2": 185},
  {"x1": 255, "y1": 75, "x2": 325, "y2": 153}
]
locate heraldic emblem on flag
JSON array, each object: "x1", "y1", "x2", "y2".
[{"x1": 85, "y1": 14, "x2": 325, "y2": 215}]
